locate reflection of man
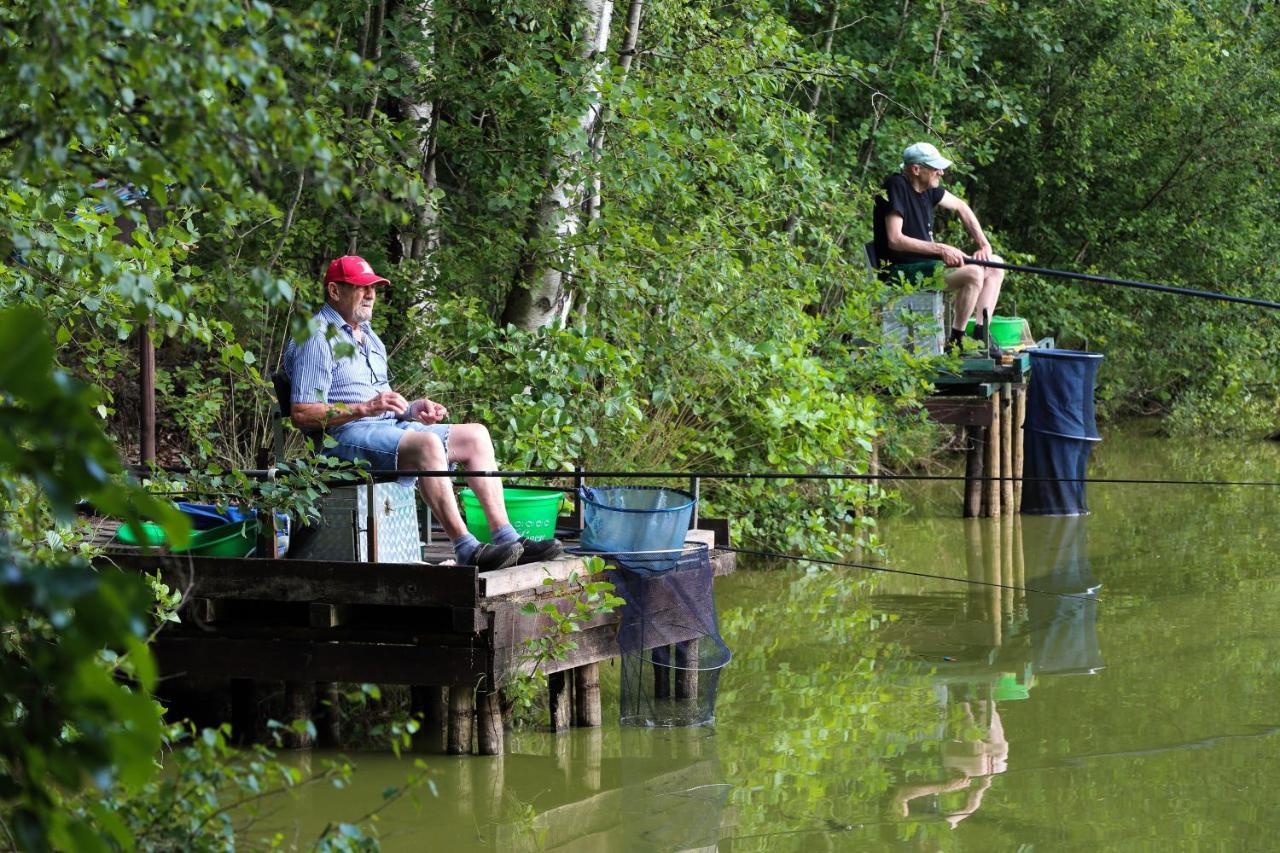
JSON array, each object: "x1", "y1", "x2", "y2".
[
  {"x1": 889, "y1": 699, "x2": 1008, "y2": 828},
  {"x1": 872, "y1": 142, "x2": 1007, "y2": 356},
  {"x1": 284, "y1": 255, "x2": 563, "y2": 570}
]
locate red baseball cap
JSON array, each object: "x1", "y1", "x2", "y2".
[{"x1": 324, "y1": 255, "x2": 390, "y2": 287}]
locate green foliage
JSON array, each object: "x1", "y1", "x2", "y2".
[{"x1": 508, "y1": 557, "x2": 625, "y2": 726}]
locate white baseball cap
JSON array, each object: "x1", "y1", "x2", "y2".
[{"x1": 901, "y1": 142, "x2": 953, "y2": 170}]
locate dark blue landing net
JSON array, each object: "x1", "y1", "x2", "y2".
[
  {"x1": 610, "y1": 545, "x2": 731, "y2": 727},
  {"x1": 1021, "y1": 349, "x2": 1104, "y2": 516}
]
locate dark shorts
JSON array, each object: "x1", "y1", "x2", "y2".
[
  {"x1": 887, "y1": 260, "x2": 944, "y2": 285},
  {"x1": 327, "y1": 419, "x2": 452, "y2": 487}
]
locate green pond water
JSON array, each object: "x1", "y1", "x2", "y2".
[{"x1": 270, "y1": 421, "x2": 1280, "y2": 850}]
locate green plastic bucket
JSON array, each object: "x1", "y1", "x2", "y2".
[
  {"x1": 114, "y1": 520, "x2": 168, "y2": 547},
  {"x1": 171, "y1": 518, "x2": 259, "y2": 557},
  {"x1": 965, "y1": 315, "x2": 1024, "y2": 348},
  {"x1": 460, "y1": 487, "x2": 564, "y2": 543}
]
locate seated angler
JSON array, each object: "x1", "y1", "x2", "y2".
[
  {"x1": 872, "y1": 141, "x2": 1008, "y2": 356},
  {"x1": 284, "y1": 255, "x2": 563, "y2": 571}
]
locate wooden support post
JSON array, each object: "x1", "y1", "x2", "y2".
[
  {"x1": 317, "y1": 682, "x2": 342, "y2": 748},
  {"x1": 1013, "y1": 386, "x2": 1027, "y2": 511},
  {"x1": 411, "y1": 686, "x2": 447, "y2": 751},
  {"x1": 230, "y1": 678, "x2": 258, "y2": 745},
  {"x1": 983, "y1": 390, "x2": 1002, "y2": 517},
  {"x1": 963, "y1": 425, "x2": 983, "y2": 518},
  {"x1": 548, "y1": 671, "x2": 572, "y2": 733},
  {"x1": 283, "y1": 681, "x2": 315, "y2": 748},
  {"x1": 476, "y1": 691, "x2": 504, "y2": 756},
  {"x1": 1000, "y1": 385, "x2": 1014, "y2": 513},
  {"x1": 448, "y1": 685, "x2": 475, "y2": 755},
  {"x1": 983, "y1": 389, "x2": 1003, "y2": 512},
  {"x1": 674, "y1": 640, "x2": 699, "y2": 700},
  {"x1": 653, "y1": 644, "x2": 672, "y2": 699},
  {"x1": 573, "y1": 663, "x2": 602, "y2": 728}
]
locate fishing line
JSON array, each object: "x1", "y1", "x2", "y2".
[
  {"x1": 138, "y1": 466, "x2": 1280, "y2": 490},
  {"x1": 965, "y1": 257, "x2": 1280, "y2": 312},
  {"x1": 719, "y1": 544, "x2": 1097, "y2": 602}
]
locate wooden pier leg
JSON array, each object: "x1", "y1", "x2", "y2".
[
  {"x1": 283, "y1": 681, "x2": 316, "y2": 749},
  {"x1": 231, "y1": 678, "x2": 258, "y2": 744},
  {"x1": 653, "y1": 644, "x2": 672, "y2": 699},
  {"x1": 1000, "y1": 386, "x2": 1014, "y2": 513},
  {"x1": 316, "y1": 683, "x2": 342, "y2": 748},
  {"x1": 675, "y1": 640, "x2": 699, "y2": 700},
  {"x1": 476, "y1": 691, "x2": 504, "y2": 756},
  {"x1": 964, "y1": 425, "x2": 983, "y2": 518},
  {"x1": 548, "y1": 671, "x2": 572, "y2": 733},
  {"x1": 573, "y1": 663, "x2": 602, "y2": 728},
  {"x1": 411, "y1": 685, "x2": 447, "y2": 752},
  {"x1": 448, "y1": 685, "x2": 475, "y2": 755},
  {"x1": 983, "y1": 390, "x2": 1002, "y2": 517},
  {"x1": 1014, "y1": 387, "x2": 1027, "y2": 511}
]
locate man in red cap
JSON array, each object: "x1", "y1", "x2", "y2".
[{"x1": 284, "y1": 255, "x2": 563, "y2": 570}]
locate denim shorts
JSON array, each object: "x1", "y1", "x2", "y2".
[{"x1": 327, "y1": 418, "x2": 451, "y2": 487}]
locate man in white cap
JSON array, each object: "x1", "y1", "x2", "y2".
[
  {"x1": 872, "y1": 142, "x2": 1007, "y2": 355},
  {"x1": 284, "y1": 255, "x2": 563, "y2": 570}
]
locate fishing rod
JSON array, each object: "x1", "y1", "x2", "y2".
[
  {"x1": 964, "y1": 257, "x2": 1280, "y2": 312},
  {"x1": 719, "y1": 545, "x2": 1097, "y2": 601},
  {"x1": 130, "y1": 465, "x2": 1280, "y2": 489}
]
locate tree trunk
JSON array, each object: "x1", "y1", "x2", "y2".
[
  {"x1": 397, "y1": 0, "x2": 442, "y2": 265},
  {"x1": 502, "y1": 0, "x2": 614, "y2": 331}
]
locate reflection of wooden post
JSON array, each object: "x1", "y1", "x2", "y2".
[
  {"x1": 1000, "y1": 385, "x2": 1014, "y2": 513},
  {"x1": 1013, "y1": 514, "x2": 1026, "y2": 611},
  {"x1": 548, "y1": 671, "x2": 572, "y2": 732},
  {"x1": 983, "y1": 390, "x2": 1002, "y2": 517},
  {"x1": 964, "y1": 426, "x2": 983, "y2": 518},
  {"x1": 675, "y1": 640, "x2": 699, "y2": 700},
  {"x1": 1013, "y1": 386, "x2": 1027, "y2": 511},
  {"x1": 477, "y1": 691, "x2": 504, "y2": 756},
  {"x1": 963, "y1": 518, "x2": 985, "y2": 621},
  {"x1": 573, "y1": 663, "x2": 602, "y2": 728},
  {"x1": 1001, "y1": 514, "x2": 1015, "y2": 620},
  {"x1": 980, "y1": 520, "x2": 1002, "y2": 647},
  {"x1": 577, "y1": 727, "x2": 603, "y2": 791},
  {"x1": 448, "y1": 685, "x2": 475, "y2": 755},
  {"x1": 476, "y1": 755, "x2": 505, "y2": 824}
]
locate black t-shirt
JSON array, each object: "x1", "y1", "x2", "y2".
[{"x1": 873, "y1": 173, "x2": 945, "y2": 264}]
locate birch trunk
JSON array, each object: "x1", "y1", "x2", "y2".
[
  {"x1": 502, "y1": 0, "x2": 614, "y2": 331},
  {"x1": 397, "y1": 0, "x2": 441, "y2": 265}
]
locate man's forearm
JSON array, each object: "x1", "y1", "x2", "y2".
[
  {"x1": 888, "y1": 233, "x2": 947, "y2": 258},
  {"x1": 956, "y1": 206, "x2": 990, "y2": 250},
  {"x1": 290, "y1": 401, "x2": 368, "y2": 432}
]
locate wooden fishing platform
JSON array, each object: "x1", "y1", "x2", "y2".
[
  {"x1": 923, "y1": 351, "x2": 1032, "y2": 517},
  {"x1": 93, "y1": 523, "x2": 735, "y2": 756}
]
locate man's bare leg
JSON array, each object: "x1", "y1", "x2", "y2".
[
  {"x1": 973, "y1": 257, "x2": 1006, "y2": 324},
  {"x1": 445, "y1": 423, "x2": 511, "y2": 533},
  {"x1": 945, "y1": 265, "x2": 983, "y2": 332},
  {"x1": 398, "y1": 431, "x2": 469, "y2": 539}
]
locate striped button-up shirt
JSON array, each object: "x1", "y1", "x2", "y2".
[{"x1": 284, "y1": 304, "x2": 395, "y2": 422}]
